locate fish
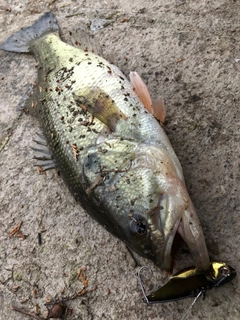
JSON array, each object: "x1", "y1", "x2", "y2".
[{"x1": 0, "y1": 12, "x2": 234, "y2": 288}]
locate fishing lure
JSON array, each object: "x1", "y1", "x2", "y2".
[{"x1": 137, "y1": 263, "x2": 236, "y2": 304}]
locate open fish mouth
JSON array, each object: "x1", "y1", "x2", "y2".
[
  {"x1": 147, "y1": 203, "x2": 182, "y2": 271},
  {"x1": 147, "y1": 191, "x2": 210, "y2": 272}
]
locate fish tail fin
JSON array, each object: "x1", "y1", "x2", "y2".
[{"x1": 0, "y1": 12, "x2": 59, "y2": 53}]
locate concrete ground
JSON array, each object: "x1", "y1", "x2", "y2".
[{"x1": 0, "y1": 0, "x2": 239, "y2": 319}]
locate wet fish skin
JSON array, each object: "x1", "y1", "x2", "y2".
[{"x1": 0, "y1": 12, "x2": 210, "y2": 271}]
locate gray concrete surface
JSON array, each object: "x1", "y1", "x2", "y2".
[{"x1": 0, "y1": 1, "x2": 239, "y2": 319}]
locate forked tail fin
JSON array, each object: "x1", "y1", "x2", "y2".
[{"x1": 0, "y1": 12, "x2": 59, "y2": 53}]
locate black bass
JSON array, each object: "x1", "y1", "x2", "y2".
[{"x1": 0, "y1": 12, "x2": 216, "y2": 273}]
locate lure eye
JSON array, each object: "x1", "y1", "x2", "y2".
[
  {"x1": 130, "y1": 215, "x2": 148, "y2": 236},
  {"x1": 220, "y1": 266, "x2": 230, "y2": 277}
]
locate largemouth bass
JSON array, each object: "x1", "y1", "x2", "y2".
[{"x1": 0, "y1": 12, "x2": 212, "y2": 272}]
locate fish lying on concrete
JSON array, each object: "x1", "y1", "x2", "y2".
[{"x1": 1, "y1": 12, "x2": 235, "y2": 302}]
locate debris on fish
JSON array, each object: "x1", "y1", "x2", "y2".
[{"x1": 0, "y1": 12, "x2": 213, "y2": 272}]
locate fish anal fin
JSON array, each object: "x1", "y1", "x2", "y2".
[
  {"x1": 73, "y1": 87, "x2": 126, "y2": 131},
  {"x1": 32, "y1": 132, "x2": 56, "y2": 171},
  {"x1": 130, "y1": 71, "x2": 166, "y2": 124}
]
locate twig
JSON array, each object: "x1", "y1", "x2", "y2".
[
  {"x1": 9, "y1": 221, "x2": 27, "y2": 239},
  {"x1": 9, "y1": 221, "x2": 22, "y2": 237},
  {"x1": 77, "y1": 267, "x2": 88, "y2": 287},
  {"x1": 86, "y1": 176, "x2": 105, "y2": 195},
  {"x1": 11, "y1": 305, "x2": 45, "y2": 320}
]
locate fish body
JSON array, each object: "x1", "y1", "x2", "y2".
[{"x1": 1, "y1": 12, "x2": 210, "y2": 271}]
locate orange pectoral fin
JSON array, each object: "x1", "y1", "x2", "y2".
[{"x1": 130, "y1": 71, "x2": 166, "y2": 124}]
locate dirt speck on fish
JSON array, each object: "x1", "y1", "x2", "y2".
[{"x1": 0, "y1": 12, "x2": 210, "y2": 271}]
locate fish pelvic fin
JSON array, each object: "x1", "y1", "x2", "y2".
[
  {"x1": 130, "y1": 71, "x2": 166, "y2": 124},
  {"x1": 130, "y1": 71, "x2": 153, "y2": 112},
  {"x1": 73, "y1": 87, "x2": 127, "y2": 132},
  {"x1": 0, "y1": 12, "x2": 59, "y2": 53},
  {"x1": 152, "y1": 97, "x2": 166, "y2": 125}
]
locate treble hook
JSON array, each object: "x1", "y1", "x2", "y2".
[{"x1": 137, "y1": 266, "x2": 153, "y2": 305}]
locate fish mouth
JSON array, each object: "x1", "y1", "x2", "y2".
[
  {"x1": 156, "y1": 219, "x2": 191, "y2": 271},
  {"x1": 153, "y1": 220, "x2": 182, "y2": 271},
  {"x1": 150, "y1": 195, "x2": 210, "y2": 271},
  {"x1": 147, "y1": 194, "x2": 184, "y2": 271},
  {"x1": 148, "y1": 203, "x2": 181, "y2": 271}
]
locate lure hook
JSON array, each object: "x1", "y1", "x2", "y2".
[{"x1": 137, "y1": 266, "x2": 153, "y2": 305}]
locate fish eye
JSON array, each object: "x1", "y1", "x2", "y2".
[{"x1": 130, "y1": 215, "x2": 148, "y2": 237}]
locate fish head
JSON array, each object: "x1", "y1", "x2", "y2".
[
  {"x1": 116, "y1": 193, "x2": 194, "y2": 271},
  {"x1": 140, "y1": 191, "x2": 210, "y2": 272},
  {"x1": 84, "y1": 141, "x2": 210, "y2": 271},
  {"x1": 119, "y1": 144, "x2": 210, "y2": 271},
  {"x1": 102, "y1": 183, "x2": 191, "y2": 271},
  {"x1": 125, "y1": 194, "x2": 188, "y2": 271}
]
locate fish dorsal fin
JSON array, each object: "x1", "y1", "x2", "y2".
[
  {"x1": 130, "y1": 71, "x2": 166, "y2": 124},
  {"x1": 73, "y1": 87, "x2": 126, "y2": 132},
  {"x1": 68, "y1": 25, "x2": 102, "y2": 56}
]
